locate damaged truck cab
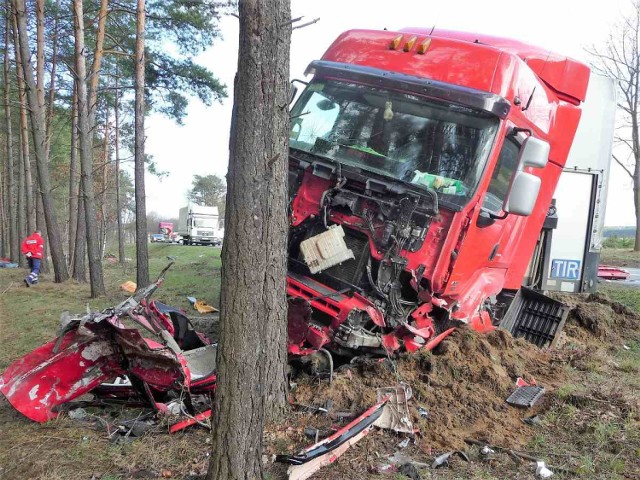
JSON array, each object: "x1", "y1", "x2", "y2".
[{"x1": 286, "y1": 29, "x2": 590, "y2": 356}]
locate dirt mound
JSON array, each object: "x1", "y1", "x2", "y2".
[
  {"x1": 551, "y1": 291, "x2": 640, "y2": 346},
  {"x1": 289, "y1": 327, "x2": 564, "y2": 452}
]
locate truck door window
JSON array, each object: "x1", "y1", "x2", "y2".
[{"x1": 482, "y1": 139, "x2": 520, "y2": 213}]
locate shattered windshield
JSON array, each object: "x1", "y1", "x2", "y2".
[{"x1": 290, "y1": 80, "x2": 499, "y2": 202}]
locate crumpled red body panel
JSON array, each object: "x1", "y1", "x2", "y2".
[{"x1": 0, "y1": 328, "x2": 122, "y2": 422}]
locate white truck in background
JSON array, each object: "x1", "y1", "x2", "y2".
[{"x1": 177, "y1": 205, "x2": 223, "y2": 246}]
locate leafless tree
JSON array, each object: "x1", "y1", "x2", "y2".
[{"x1": 588, "y1": 0, "x2": 640, "y2": 249}]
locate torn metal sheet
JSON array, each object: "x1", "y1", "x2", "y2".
[
  {"x1": 276, "y1": 397, "x2": 389, "y2": 480},
  {"x1": 373, "y1": 383, "x2": 414, "y2": 434}
]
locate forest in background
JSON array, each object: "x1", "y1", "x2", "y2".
[{"x1": 0, "y1": 0, "x2": 232, "y2": 294}]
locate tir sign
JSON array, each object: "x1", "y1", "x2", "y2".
[{"x1": 551, "y1": 259, "x2": 581, "y2": 280}]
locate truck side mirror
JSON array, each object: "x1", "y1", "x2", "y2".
[
  {"x1": 519, "y1": 136, "x2": 549, "y2": 168},
  {"x1": 504, "y1": 171, "x2": 541, "y2": 215},
  {"x1": 502, "y1": 136, "x2": 550, "y2": 216}
]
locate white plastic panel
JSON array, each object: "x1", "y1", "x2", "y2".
[{"x1": 300, "y1": 225, "x2": 355, "y2": 274}]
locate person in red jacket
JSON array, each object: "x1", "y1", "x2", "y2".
[{"x1": 21, "y1": 230, "x2": 44, "y2": 286}]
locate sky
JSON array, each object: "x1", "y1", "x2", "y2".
[{"x1": 143, "y1": 0, "x2": 634, "y2": 226}]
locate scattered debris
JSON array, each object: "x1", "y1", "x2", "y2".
[
  {"x1": 597, "y1": 265, "x2": 630, "y2": 280},
  {"x1": 120, "y1": 280, "x2": 137, "y2": 293},
  {"x1": 276, "y1": 397, "x2": 389, "y2": 480},
  {"x1": 523, "y1": 414, "x2": 543, "y2": 427},
  {"x1": 168, "y1": 409, "x2": 212, "y2": 434},
  {"x1": 536, "y1": 460, "x2": 554, "y2": 478},
  {"x1": 398, "y1": 462, "x2": 421, "y2": 480},
  {"x1": 188, "y1": 298, "x2": 218, "y2": 314},
  {"x1": 1, "y1": 263, "x2": 216, "y2": 426},
  {"x1": 373, "y1": 383, "x2": 414, "y2": 434},
  {"x1": 431, "y1": 450, "x2": 469, "y2": 469},
  {"x1": 480, "y1": 446, "x2": 495, "y2": 456},
  {"x1": 499, "y1": 287, "x2": 569, "y2": 348},
  {"x1": 67, "y1": 407, "x2": 88, "y2": 420},
  {"x1": 397, "y1": 437, "x2": 411, "y2": 449},
  {"x1": 506, "y1": 385, "x2": 545, "y2": 408}
]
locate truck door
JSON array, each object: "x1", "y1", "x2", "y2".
[{"x1": 444, "y1": 137, "x2": 524, "y2": 296}]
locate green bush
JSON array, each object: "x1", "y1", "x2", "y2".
[{"x1": 603, "y1": 237, "x2": 635, "y2": 249}]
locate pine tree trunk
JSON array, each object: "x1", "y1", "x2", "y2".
[
  {"x1": 44, "y1": 0, "x2": 61, "y2": 161},
  {"x1": 13, "y1": 16, "x2": 35, "y2": 248},
  {"x1": 72, "y1": 0, "x2": 105, "y2": 295},
  {"x1": 134, "y1": 0, "x2": 149, "y2": 288},
  {"x1": 114, "y1": 75, "x2": 125, "y2": 264},
  {"x1": 13, "y1": 0, "x2": 69, "y2": 282},
  {"x1": 3, "y1": 9, "x2": 18, "y2": 263},
  {"x1": 12, "y1": 15, "x2": 35, "y2": 234},
  {"x1": 99, "y1": 118, "x2": 110, "y2": 259},
  {"x1": 73, "y1": 184, "x2": 87, "y2": 282},
  {"x1": 68, "y1": 83, "x2": 79, "y2": 267},
  {"x1": 207, "y1": 0, "x2": 290, "y2": 478}
]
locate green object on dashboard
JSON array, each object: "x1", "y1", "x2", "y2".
[{"x1": 411, "y1": 171, "x2": 464, "y2": 195}]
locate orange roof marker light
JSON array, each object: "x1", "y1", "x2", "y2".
[
  {"x1": 389, "y1": 34, "x2": 403, "y2": 50},
  {"x1": 417, "y1": 38, "x2": 432, "y2": 54},
  {"x1": 403, "y1": 36, "x2": 417, "y2": 52}
]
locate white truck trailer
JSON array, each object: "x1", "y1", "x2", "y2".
[
  {"x1": 177, "y1": 205, "x2": 221, "y2": 246},
  {"x1": 524, "y1": 74, "x2": 617, "y2": 293}
]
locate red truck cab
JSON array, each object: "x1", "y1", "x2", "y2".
[{"x1": 287, "y1": 28, "x2": 589, "y2": 356}]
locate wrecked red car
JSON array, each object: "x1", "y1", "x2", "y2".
[{"x1": 0, "y1": 264, "x2": 217, "y2": 423}]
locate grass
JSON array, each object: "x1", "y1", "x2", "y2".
[
  {"x1": 598, "y1": 282, "x2": 640, "y2": 312},
  {"x1": 599, "y1": 247, "x2": 640, "y2": 268}
]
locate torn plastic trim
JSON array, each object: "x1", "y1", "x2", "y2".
[{"x1": 276, "y1": 396, "x2": 389, "y2": 465}]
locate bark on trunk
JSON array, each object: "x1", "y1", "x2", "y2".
[
  {"x1": 114, "y1": 75, "x2": 125, "y2": 264},
  {"x1": 68, "y1": 83, "x2": 79, "y2": 267},
  {"x1": 3, "y1": 9, "x2": 18, "y2": 262},
  {"x1": 134, "y1": 0, "x2": 149, "y2": 288},
  {"x1": 73, "y1": 183, "x2": 87, "y2": 282},
  {"x1": 72, "y1": 0, "x2": 105, "y2": 295},
  {"x1": 99, "y1": 118, "x2": 110, "y2": 259},
  {"x1": 13, "y1": 0, "x2": 69, "y2": 282},
  {"x1": 12, "y1": 14, "x2": 35, "y2": 234},
  {"x1": 44, "y1": 0, "x2": 61, "y2": 161},
  {"x1": 207, "y1": 0, "x2": 291, "y2": 478},
  {"x1": 635, "y1": 177, "x2": 640, "y2": 251}
]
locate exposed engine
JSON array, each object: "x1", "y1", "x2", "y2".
[{"x1": 287, "y1": 153, "x2": 455, "y2": 358}]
